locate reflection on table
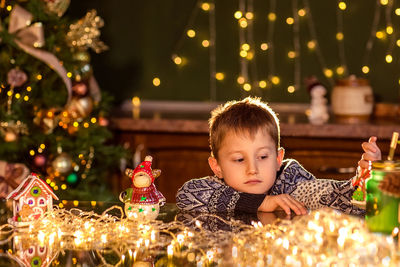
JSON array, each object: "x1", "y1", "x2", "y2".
[{"x1": 0, "y1": 199, "x2": 399, "y2": 266}]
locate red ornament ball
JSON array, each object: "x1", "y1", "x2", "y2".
[
  {"x1": 99, "y1": 117, "x2": 109, "y2": 126},
  {"x1": 34, "y1": 155, "x2": 46, "y2": 167},
  {"x1": 72, "y1": 83, "x2": 88, "y2": 96}
]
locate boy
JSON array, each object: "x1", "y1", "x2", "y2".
[{"x1": 176, "y1": 97, "x2": 381, "y2": 215}]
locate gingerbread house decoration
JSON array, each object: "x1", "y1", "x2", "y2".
[
  {"x1": 6, "y1": 173, "x2": 58, "y2": 225},
  {"x1": 7, "y1": 235, "x2": 59, "y2": 267}
]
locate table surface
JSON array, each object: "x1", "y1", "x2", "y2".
[{"x1": 0, "y1": 200, "x2": 398, "y2": 266}]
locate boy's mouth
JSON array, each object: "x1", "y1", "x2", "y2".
[{"x1": 244, "y1": 179, "x2": 262, "y2": 184}]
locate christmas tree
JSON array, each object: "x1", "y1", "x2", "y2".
[{"x1": 0, "y1": 0, "x2": 127, "y2": 200}]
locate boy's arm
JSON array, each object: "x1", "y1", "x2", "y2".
[
  {"x1": 176, "y1": 176, "x2": 266, "y2": 213},
  {"x1": 291, "y1": 179, "x2": 365, "y2": 215}
]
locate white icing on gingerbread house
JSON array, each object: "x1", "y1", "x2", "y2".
[{"x1": 6, "y1": 173, "x2": 58, "y2": 224}]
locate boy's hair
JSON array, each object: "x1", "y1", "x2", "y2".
[{"x1": 208, "y1": 97, "x2": 280, "y2": 159}]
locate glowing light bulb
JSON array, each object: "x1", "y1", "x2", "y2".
[
  {"x1": 215, "y1": 72, "x2": 225, "y2": 80},
  {"x1": 298, "y1": 9, "x2": 306, "y2": 17},
  {"x1": 201, "y1": 2, "x2": 210, "y2": 11},
  {"x1": 338, "y1": 2, "x2": 346, "y2": 10},
  {"x1": 286, "y1": 17, "x2": 294, "y2": 25},
  {"x1": 288, "y1": 86, "x2": 295, "y2": 93},
  {"x1": 239, "y1": 18, "x2": 248, "y2": 28},
  {"x1": 243, "y1": 83, "x2": 251, "y2": 91},
  {"x1": 288, "y1": 51, "x2": 296, "y2": 58},
  {"x1": 386, "y1": 54, "x2": 393, "y2": 63},
  {"x1": 187, "y1": 29, "x2": 196, "y2": 38},
  {"x1": 245, "y1": 12, "x2": 254, "y2": 20},
  {"x1": 271, "y1": 76, "x2": 280, "y2": 85},
  {"x1": 376, "y1": 31, "x2": 385, "y2": 39},
  {"x1": 36, "y1": 74, "x2": 42, "y2": 80},
  {"x1": 67, "y1": 72, "x2": 72, "y2": 78},
  {"x1": 237, "y1": 76, "x2": 245, "y2": 84},
  {"x1": 173, "y1": 55, "x2": 182, "y2": 65},
  {"x1": 336, "y1": 66, "x2": 345, "y2": 75},
  {"x1": 260, "y1": 43, "x2": 269, "y2": 50},
  {"x1": 259, "y1": 80, "x2": 267, "y2": 88},
  {"x1": 307, "y1": 40, "x2": 316, "y2": 49},
  {"x1": 396, "y1": 39, "x2": 400, "y2": 47},
  {"x1": 246, "y1": 51, "x2": 254, "y2": 60},
  {"x1": 242, "y1": 43, "x2": 250, "y2": 51},
  {"x1": 240, "y1": 50, "x2": 248, "y2": 57},
  {"x1": 386, "y1": 26, "x2": 393, "y2": 35},
  {"x1": 153, "y1": 77, "x2": 161, "y2": 86},
  {"x1": 336, "y1": 32, "x2": 344, "y2": 41},
  {"x1": 380, "y1": 0, "x2": 388, "y2": 5},
  {"x1": 324, "y1": 69, "x2": 333, "y2": 78},
  {"x1": 234, "y1": 11, "x2": 242, "y2": 19},
  {"x1": 202, "y1": 40, "x2": 210, "y2": 47},
  {"x1": 268, "y1": 13, "x2": 276, "y2": 21},
  {"x1": 396, "y1": 8, "x2": 400, "y2": 16}
]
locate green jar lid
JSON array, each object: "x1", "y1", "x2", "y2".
[{"x1": 372, "y1": 160, "x2": 400, "y2": 170}]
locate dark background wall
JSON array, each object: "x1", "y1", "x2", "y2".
[{"x1": 68, "y1": 0, "x2": 400, "y2": 104}]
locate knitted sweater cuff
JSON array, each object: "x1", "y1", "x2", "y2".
[{"x1": 235, "y1": 193, "x2": 266, "y2": 213}]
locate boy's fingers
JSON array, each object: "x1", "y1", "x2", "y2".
[
  {"x1": 362, "y1": 142, "x2": 377, "y2": 153},
  {"x1": 282, "y1": 196, "x2": 306, "y2": 215},
  {"x1": 277, "y1": 198, "x2": 291, "y2": 215},
  {"x1": 368, "y1": 136, "x2": 377, "y2": 143}
]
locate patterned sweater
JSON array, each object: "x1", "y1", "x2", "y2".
[{"x1": 176, "y1": 159, "x2": 365, "y2": 216}]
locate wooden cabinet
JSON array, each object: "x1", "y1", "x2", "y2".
[{"x1": 111, "y1": 117, "x2": 398, "y2": 203}]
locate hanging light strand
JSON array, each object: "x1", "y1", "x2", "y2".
[
  {"x1": 208, "y1": 0, "x2": 217, "y2": 101},
  {"x1": 362, "y1": 0, "x2": 382, "y2": 71},
  {"x1": 385, "y1": 0, "x2": 396, "y2": 63},
  {"x1": 238, "y1": 0, "x2": 249, "y2": 94},
  {"x1": 246, "y1": 0, "x2": 260, "y2": 94},
  {"x1": 266, "y1": 0, "x2": 277, "y2": 83},
  {"x1": 292, "y1": 0, "x2": 301, "y2": 92},
  {"x1": 336, "y1": 0, "x2": 348, "y2": 76},
  {"x1": 303, "y1": 0, "x2": 334, "y2": 87}
]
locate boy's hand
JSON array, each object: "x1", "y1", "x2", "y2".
[
  {"x1": 358, "y1": 136, "x2": 382, "y2": 170},
  {"x1": 258, "y1": 194, "x2": 307, "y2": 215}
]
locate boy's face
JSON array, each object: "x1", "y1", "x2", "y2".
[{"x1": 209, "y1": 129, "x2": 284, "y2": 194}]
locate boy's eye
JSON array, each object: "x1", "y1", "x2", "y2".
[
  {"x1": 234, "y1": 158, "x2": 244, "y2": 162},
  {"x1": 259, "y1": 155, "x2": 268, "y2": 160}
]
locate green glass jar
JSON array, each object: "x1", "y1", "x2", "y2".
[{"x1": 365, "y1": 160, "x2": 400, "y2": 234}]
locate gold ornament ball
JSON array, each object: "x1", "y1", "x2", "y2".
[
  {"x1": 4, "y1": 131, "x2": 17, "y2": 142},
  {"x1": 68, "y1": 97, "x2": 93, "y2": 119},
  {"x1": 52, "y1": 153, "x2": 73, "y2": 174}
]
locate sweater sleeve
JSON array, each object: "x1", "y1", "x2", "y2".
[
  {"x1": 176, "y1": 176, "x2": 265, "y2": 213},
  {"x1": 276, "y1": 160, "x2": 364, "y2": 215}
]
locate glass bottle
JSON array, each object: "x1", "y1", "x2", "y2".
[{"x1": 365, "y1": 160, "x2": 400, "y2": 234}]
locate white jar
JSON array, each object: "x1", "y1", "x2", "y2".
[{"x1": 331, "y1": 76, "x2": 374, "y2": 122}]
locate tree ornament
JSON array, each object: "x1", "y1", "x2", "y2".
[
  {"x1": 305, "y1": 76, "x2": 329, "y2": 125},
  {"x1": 33, "y1": 108, "x2": 60, "y2": 134},
  {"x1": 34, "y1": 155, "x2": 47, "y2": 167},
  {"x1": 66, "y1": 10, "x2": 108, "y2": 53},
  {"x1": 72, "y1": 50, "x2": 91, "y2": 64},
  {"x1": 52, "y1": 153, "x2": 73, "y2": 175},
  {"x1": 72, "y1": 82, "x2": 88, "y2": 96},
  {"x1": 43, "y1": 0, "x2": 70, "y2": 17},
  {"x1": 66, "y1": 172, "x2": 79, "y2": 186},
  {"x1": 4, "y1": 130, "x2": 17, "y2": 142},
  {"x1": 98, "y1": 116, "x2": 109, "y2": 127},
  {"x1": 66, "y1": 96, "x2": 93, "y2": 119},
  {"x1": 7, "y1": 68, "x2": 28, "y2": 87},
  {"x1": 0, "y1": 121, "x2": 29, "y2": 140},
  {"x1": 120, "y1": 155, "x2": 165, "y2": 221}
]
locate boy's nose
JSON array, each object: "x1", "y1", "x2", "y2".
[{"x1": 246, "y1": 160, "x2": 258, "y2": 174}]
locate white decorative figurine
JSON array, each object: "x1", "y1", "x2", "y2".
[
  {"x1": 119, "y1": 155, "x2": 165, "y2": 220},
  {"x1": 306, "y1": 76, "x2": 329, "y2": 125}
]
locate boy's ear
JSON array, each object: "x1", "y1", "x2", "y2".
[
  {"x1": 208, "y1": 157, "x2": 222, "y2": 178},
  {"x1": 276, "y1": 147, "x2": 285, "y2": 170}
]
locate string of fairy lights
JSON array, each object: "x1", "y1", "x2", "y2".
[
  {"x1": 147, "y1": 0, "x2": 400, "y2": 100},
  {"x1": 1, "y1": 206, "x2": 399, "y2": 265}
]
